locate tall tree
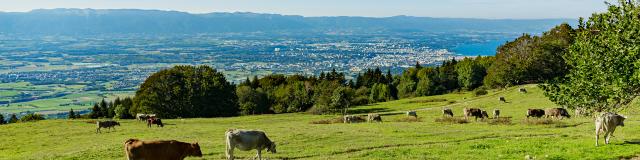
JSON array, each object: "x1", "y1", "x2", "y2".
[
  {"x1": 331, "y1": 86, "x2": 352, "y2": 115},
  {"x1": 99, "y1": 99, "x2": 108, "y2": 118},
  {"x1": 68, "y1": 109, "x2": 76, "y2": 119},
  {"x1": 133, "y1": 65, "x2": 238, "y2": 118},
  {"x1": 90, "y1": 103, "x2": 100, "y2": 119},
  {"x1": 0, "y1": 114, "x2": 5, "y2": 124},
  {"x1": 485, "y1": 24, "x2": 574, "y2": 88},
  {"x1": 8, "y1": 114, "x2": 18, "y2": 123},
  {"x1": 541, "y1": 0, "x2": 640, "y2": 113}
]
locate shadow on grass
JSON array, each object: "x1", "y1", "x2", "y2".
[
  {"x1": 554, "y1": 122, "x2": 588, "y2": 128},
  {"x1": 623, "y1": 139, "x2": 640, "y2": 145}
]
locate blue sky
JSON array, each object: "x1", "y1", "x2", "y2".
[{"x1": 0, "y1": 0, "x2": 611, "y2": 19}]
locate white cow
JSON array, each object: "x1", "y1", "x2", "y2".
[
  {"x1": 225, "y1": 129, "x2": 276, "y2": 160},
  {"x1": 595, "y1": 112, "x2": 627, "y2": 146}
]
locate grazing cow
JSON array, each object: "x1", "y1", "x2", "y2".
[
  {"x1": 367, "y1": 113, "x2": 382, "y2": 122},
  {"x1": 442, "y1": 108, "x2": 453, "y2": 117},
  {"x1": 526, "y1": 109, "x2": 545, "y2": 118},
  {"x1": 499, "y1": 97, "x2": 507, "y2": 103},
  {"x1": 406, "y1": 111, "x2": 418, "y2": 118},
  {"x1": 519, "y1": 88, "x2": 527, "y2": 93},
  {"x1": 147, "y1": 118, "x2": 164, "y2": 128},
  {"x1": 136, "y1": 114, "x2": 147, "y2": 121},
  {"x1": 225, "y1": 129, "x2": 276, "y2": 160},
  {"x1": 545, "y1": 108, "x2": 571, "y2": 119},
  {"x1": 481, "y1": 110, "x2": 489, "y2": 119},
  {"x1": 124, "y1": 139, "x2": 202, "y2": 160},
  {"x1": 96, "y1": 120, "x2": 120, "y2": 133},
  {"x1": 463, "y1": 108, "x2": 487, "y2": 120},
  {"x1": 343, "y1": 115, "x2": 364, "y2": 123},
  {"x1": 493, "y1": 109, "x2": 500, "y2": 119},
  {"x1": 595, "y1": 112, "x2": 627, "y2": 146}
]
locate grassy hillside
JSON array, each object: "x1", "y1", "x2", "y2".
[{"x1": 2, "y1": 85, "x2": 640, "y2": 159}]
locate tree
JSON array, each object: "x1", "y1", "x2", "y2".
[
  {"x1": 90, "y1": 103, "x2": 100, "y2": 119},
  {"x1": 370, "y1": 83, "x2": 392, "y2": 102},
  {"x1": 541, "y1": 0, "x2": 640, "y2": 113},
  {"x1": 133, "y1": 65, "x2": 238, "y2": 118},
  {"x1": 8, "y1": 114, "x2": 18, "y2": 123},
  {"x1": 456, "y1": 57, "x2": 487, "y2": 90},
  {"x1": 99, "y1": 99, "x2": 109, "y2": 118},
  {"x1": 20, "y1": 113, "x2": 44, "y2": 122},
  {"x1": 331, "y1": 86, "x2": 352, "y2": 115},
  {"x1": 68, "y1": 109, "x2": 76, "y2": 119},
  {"x1": 114, "y1": 104, "x2": 128, "y2": 119},
  {"x1": 0, "y1": 114, "x2": 5, "y2": 124},
  {"x1": 236, "y1": 86, "x2": 269, "y2": 115},
  {"x1": 485, "y1": 24, "x2": 574, "y2": 88}
]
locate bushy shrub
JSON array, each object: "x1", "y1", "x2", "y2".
[
  {"x1": 20, "y1": 113, "x2": 45, "y2": 122},
  {"x1": 473, "y1": 87, "x2": 489, "y2": 96}
]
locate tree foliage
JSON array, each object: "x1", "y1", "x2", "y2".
[
  {"x1": 132, "y1": 65, "x2": 238, "y2": 118},
  {"x1": 8, "y1": 114, "x2": 18, "y2": 123},
  {"x1": 541, "y1": 0, "x2": 640, "y2": 113},
  {"x1": 20, "y1": 113, "x2": 45, "y2": 122},
  {"x1": 68, "y1": 109, "x2": 76, "y2": 119}
]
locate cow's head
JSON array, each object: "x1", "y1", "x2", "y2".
[
  {"x1": 190, "y1": 142, "x2": 203, "y2": 157},
  {"x1": 561, "y1": 109, "x2": 571, "y2": 118},
  {"x1": 115, "y1": 122, "x2": 121, "y2": 126},
  {"x1": 267, "y1": 141, "x2": 277, "y2": 153},
  {"x1": 618, "y1": 114, "x2": 627, "y2": 127}
]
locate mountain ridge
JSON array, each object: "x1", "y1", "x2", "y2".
[{"x1": 0, "y1": 8, "x2": 577, "y2": 35}]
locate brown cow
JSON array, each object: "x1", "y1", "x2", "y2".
[
  {"x1": 124, "y1": 139, "x2": 202, "y2": 160},
  {"x1": 463, "y1": 108, "x2": 487, "y2": 120},
  {"x1": 545, "y1": 108, "x2": 571, "y2": 119},
  {"x1": 147, "y1": 117, "x2": 164, "y2": 128}
]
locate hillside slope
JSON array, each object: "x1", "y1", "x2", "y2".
[{"x1": 1, "y1": 85, "x2": 639, "y2": 159}]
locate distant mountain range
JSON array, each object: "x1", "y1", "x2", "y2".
[{"x1": 0, "y1": 8, "x2": 576, "y2": 35}]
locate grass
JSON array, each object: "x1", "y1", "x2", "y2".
[{"x1": 2, "y1": 84, "x2": 640, "y2": 159}]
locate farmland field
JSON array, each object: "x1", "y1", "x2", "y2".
[{"x1": 2, "y1": 85, "x2": 640, "y2": 159}]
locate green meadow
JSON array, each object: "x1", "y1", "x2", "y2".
[{"x1": 2, "y1": 85, "x2": 640, "y2": 159}]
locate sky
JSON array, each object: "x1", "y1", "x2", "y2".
[{"x1": 0, "y1": 0, "x2": 612, "y2": 19}]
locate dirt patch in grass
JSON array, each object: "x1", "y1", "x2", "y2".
[
  {"x1": 435, "y1": 117, "x2": 469, "y2": 124},
  {"x1": 522, "y1": 118, "x2": 563, "y2": 125},
  {"x1": 487, "y1": 117, "x2": 512, "y2": 125},
  {"x1": 395, "y1": 116, "x2": 422, "y2": 122},
  {"x1": 309, "y1": 117, "x2": 344, "y2": 124}
]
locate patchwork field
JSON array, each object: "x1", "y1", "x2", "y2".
[
  {"x1": 2, "y1": 85, "x2": 640, "y2": 159},
  {"x1": 0, "y1": 82, "x2": 135, "y2": 115}
]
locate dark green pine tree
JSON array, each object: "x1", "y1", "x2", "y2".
[
  {"x1": 68, "y1": 109, "x2": 76, "y2": 119},
  {"x1": 8, "y1": 114, "x2": 18, "y2": 123},
  {"x1": 0, "y1": 114, "x2": 5, "y2": 124},
  {"x1": 90, "y1": 103, "x2": 100, "y2": 119}
]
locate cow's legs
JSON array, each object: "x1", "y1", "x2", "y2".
[
  {"x1": 226, "y1": 142, "x2": 234, "y2": 160},
  {"x1": 256, "y1": 149, "x2": 262, "y2": 160},
  {"x1": 604, "y1": 132, "x2": 610, "y2": 144},
  {"x1": 595, "y1": 129, "x2": 599, "y2": 146},
  {"x1": 96, "y1": 127, "x2": 100, "y2": 134}
]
